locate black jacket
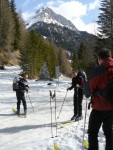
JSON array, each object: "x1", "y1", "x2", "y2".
[
  {"x1": 17, "y1": 77, "x2": 29, "y2": 92},
  {"x1": 68, "y1": 75, "x2": 84, "y2": 91}
]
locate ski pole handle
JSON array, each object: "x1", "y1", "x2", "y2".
[{"x1": 49, "y1": 90, "x2": 52, "y2": 98}]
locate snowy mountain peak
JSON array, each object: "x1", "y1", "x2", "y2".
[{"x1": 27, "y1": 7, "x2": 78, "y2": 31}]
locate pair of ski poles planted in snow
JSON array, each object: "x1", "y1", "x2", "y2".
[
  {"x1": 50, "y1": 90, "x2": 89, "y2": 149},
  {"x1": 49, "y1": 90, "x2": 68, "y2": 138},
  {"x1": 49, "y1": 90, "x2": 58, "y2": 138}
]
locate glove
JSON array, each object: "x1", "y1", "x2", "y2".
[
  {"x1": 67, "y1": 88, "x2": 70, "y2": 91},
  {"x1": 26, "y1": 87, "x2": 29, "y2": 92}
]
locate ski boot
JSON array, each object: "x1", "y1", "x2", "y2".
[
  {"x1": 75, "y1": 115, "x2": 83, "y2": 121},
  {"x1": 24, "y1": 109, "x2": 27, "y2": 116},
  {"x1": 71, "y1": 115, "x2": 78, "y2": 120},
  {"x1": 16, "y1": 109, "x2": 20, "y2": 116}
]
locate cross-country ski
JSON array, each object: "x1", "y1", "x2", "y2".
[
  {"x1": 12, "y1": 107, "x2": 27, "y2": 118},
  {"x1": 54, "y1": 143, "x2": 60, "y2": 150},
  {"x1": 83, "y1": 140, "x2": 89, "y2": 149}
]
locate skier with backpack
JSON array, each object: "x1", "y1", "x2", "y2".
[
  {"x1": 13, "y1": 72, "x2": 29, "y2": 116},
  {"x1": 84, "y1": 48, "x2": 113, "y2": 150},
  {"x1": 67, "y1": 69, "x2": 85, "y2": 121}
]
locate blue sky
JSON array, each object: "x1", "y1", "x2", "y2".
[{"x1": 15, "y1": 0, "x2": 100, "y2": 34}]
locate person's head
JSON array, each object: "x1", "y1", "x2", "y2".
[
  {"x1": 71, "y1": 69, "x2": 78, "y2": 77},
  {"x1": 97, "y1": 48, "x2": 111, "y2": 65},
  {"x1": 19, "y1": 72, "x2": 28, "y2": 79}
]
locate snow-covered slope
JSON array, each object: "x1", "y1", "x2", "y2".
[
  {"x1": 0, "y1": 66, "x2": 105, "y2": 150},
  {"x1": 26, "y1": 7, "x2": 78, "y2": 31}
]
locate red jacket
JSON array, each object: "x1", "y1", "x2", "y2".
[{"x1": 89, "y1": 57, "x2": 113, "y2": 111}]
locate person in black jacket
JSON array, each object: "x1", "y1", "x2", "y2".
[
  {"x1": 16, "y1": 72, "x2": 29, "y2": 115},
  {"x1": 67, "y1": 69, "x2": 84, "y2": 121}
]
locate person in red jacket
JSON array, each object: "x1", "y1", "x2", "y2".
[{"x1": 86, "y1": 48, "x2": 113, "y2": 150}]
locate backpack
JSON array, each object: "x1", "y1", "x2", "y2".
[
  {"x1": 12, "y1": 77, "x2": 19, "y2": 91},
  {"x1": 91, "y1": 67, "x2": 113, "y2": 105},
  {"x1": 78, "y1": 75, "x2": 84, "y2": 86},
  {"x1": 106, "y1": 78, "x2": 113, "y2": 104},
  {"x1": 78, "y1": 71, "x2": 87, "y2": 83}
]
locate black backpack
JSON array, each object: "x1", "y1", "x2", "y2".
[
  {"x1": 78, "y1": 71, "x2": 87, "y2": 83},
  {"x1": 12, "y1": 77, "x2": 19, "y2": 91}
]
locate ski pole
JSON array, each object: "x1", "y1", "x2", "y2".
[
  {"x1": 57, "y1": 90, "x2": 68, "y2": 119},
  {"x1": 76, "y1": 87, "x2": 80, "y2": 124},
  {"x1": 49, "y1": 90, "x2": 54, "y2": 138},
  {"x1": 26, "y1": 92, "x2": 34, "y2": 111},
  {"x1": 82, "y1": 97, "x2": 89, "y2": 150},
  {"x1": 53, "y1": 90, "x2": 58, "y2": 137}
]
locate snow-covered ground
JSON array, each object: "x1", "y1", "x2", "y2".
[{"x1": 0, "y1": 66, "x2": 105, "y2": 150}]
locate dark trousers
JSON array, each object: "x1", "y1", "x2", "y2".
[
  {"x1": 16, "y1": 90, "x2": 27, "y2": 111},
  {"x1": 88, "y1": 109, "x2": 113, "y2": 150},
  {"x1": 73, "y1": 87, "x2": 83, "y2": 116}
]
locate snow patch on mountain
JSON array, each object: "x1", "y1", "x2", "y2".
[{"x1": 26, "y1": 7, "x2": 78, "y2": 31}]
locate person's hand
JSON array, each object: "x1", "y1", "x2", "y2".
[
  {"x1": 26, "y1": 87, "x2": 29, "y2": 92},
  {"x1": 76, "y1": 84, "x2": 80, "y2": 87},
  {"x1": 67, "y1": 88, "x2": 69, "y2": 91}
]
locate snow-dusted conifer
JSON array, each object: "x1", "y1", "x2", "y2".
[{"x1": 39, "y1": 62, "x2": 50, "y2": 80}]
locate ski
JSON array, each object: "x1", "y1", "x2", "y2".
[
  {"x1": 12, "y1": 107, "x2": 17, "y2": 113},
  {"x1": 19, "y1": 114, "x2": 27, "y2": 118},
  {"x1": 12, "y1": 107, "x2": 27, "y2": 118},
  {"x1": 57, "y1": 120, "x2": 74, "y2": 129},
  {"x1": 83, "y1": 140, "x2": 89, "y2": 149},
  {"x1": 58, "y1": 120, "x2": 72, "y2": 124},
  {"x1": 57, "y1": 118, "x2": 83, "y2": 129},
  {"x1": 54, "y1": 143, "x2": 60, "y2": 150}
]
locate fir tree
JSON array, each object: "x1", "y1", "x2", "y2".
[
  {"x1": 0, "y1": 0, "x2": 14, "y2": 51},
  {"x1": 78, "y1": 42, "x2": 89, "y2": 72},
  {"x1": 57, "y1": 48, "x2": 71, "y2": 76},
  {"x1": 39, "y1": 62, "x2": 51, "y2": 80},
  {"x1": 96, "y1": 0, "x2": 113, "y2": 52},
  {"x1": 20, "y1": 30, "x2": 58, "y2": 79},
  {"x1": 71, "y1": 50, "x2": 78, "y2": 70},
  {"x1": 10, "y1": 0, "x2": 20, "y2": 50}
]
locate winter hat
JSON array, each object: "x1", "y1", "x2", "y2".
[{"x1": 19, "y1": 72, "x2": 27, "y2": 77}]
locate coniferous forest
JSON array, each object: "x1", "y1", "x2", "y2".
[{"x1": 0, "y1": 0, "x2": 113, "y2": 78}]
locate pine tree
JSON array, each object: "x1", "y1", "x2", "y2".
[
  {"x1": 71, "y1": 42, "x2": 93, "y2": 73},
  {"x1": 39, "y1": 62, "x2": 51, "y2": 80},
  {"x1": 44, "y1": 40, "x2": 58, "y2": 77},
  {"x1": 57, "y1": 48, "x2": 71, "y2": 76},
  {"x1": 96, "y1": 0, "x2": 113, "y2": 52},
  {"x1": 20, "y1": 30, "x2": 41, "y2": 78},
  {"x1": 78, "y1": 42, "x2": 89, "y2": 71},
  {"x1": 0, "y1": 0, "x2": 14, "y2": 51},
  {"x1": 20, "y1": 30, "x2": 58, "y2": 79},
  {"x1": 71, "y1": 50, "x2": 79, "y2": 70},
  {"x1": 10, "y1": 0, "x2": 20, "y2": 50}
]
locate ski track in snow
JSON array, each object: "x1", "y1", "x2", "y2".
[{"x1": 0, "y1": 66, "x2": 105, "y2": 150}]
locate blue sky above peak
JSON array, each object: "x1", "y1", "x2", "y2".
[{"x1": 15, "y1": 0, "x2": 100, "y2": 34}]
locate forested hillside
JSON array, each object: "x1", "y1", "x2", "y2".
[
  {"x1": 0, "y1": 0, "x2": 113, "y2": 78},
  {"x1": 0, "y1": 0, "x2": 70, "y2": 78}
]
